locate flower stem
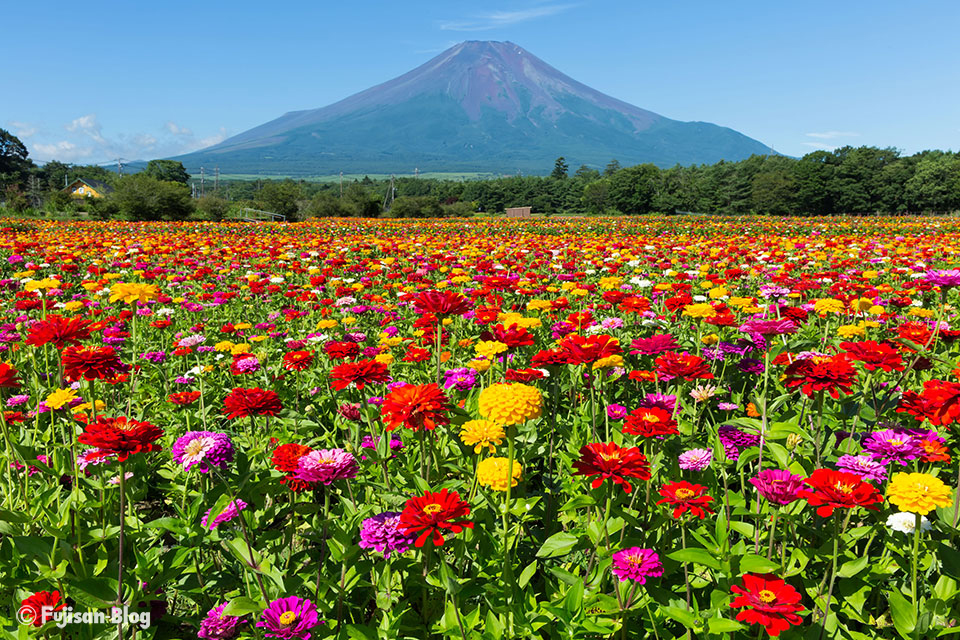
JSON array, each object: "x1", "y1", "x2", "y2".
[{"x1": 912, "y1": 512, "x2": 922, "y2": 615}]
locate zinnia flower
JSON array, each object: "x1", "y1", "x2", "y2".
[
  {"x1": 729, "y1": 574, "x2": 804, "y2": 637},
  {"x1": 835, "y1": 454, "x2": 888, "y2": 483},
  {"x1": 622, "y1": 406, "x2": 678, "y2": 438},
  {"x1": 572, "y1": 442, "x2": 651, "y2": 494},
  {"x1": 24, "y1": 314, "x2": 92, "y2": 349},
  {"x1": 398, "y1": 488, "x2": 473, "y2": 547},
  {"x1": 0, "y1": 362, "x2": 20, "y2": 388},
  {"x1": 358, "y1": 512, "x2": 417, "y2": 558},
  {"x1": 412, "y1": 290, "x2": 471, "y2": 316},
  {"x1": 172, "y1": 431, "x2": 234, "y2": 473},
  {"x1": 798, "y1": 469, "x2": 883, "y2": 517},
  {"x1": 749, "y1": 469, "x2": 804, "y2": 506},
  {"x1": 655, "y1": 351, "x2": 713, "y2": 381},
  {"x1": 476, "y1": 456, "x2": 522, "y2": 491},
  {"x1": 678, "y1": 448, "x2": 713, "y2": 471},
  {"x1": 611, "y1": 547, "x2": 663, "y2": 584},
  {"x1": 77, "y1": 416, "x2": 163, "y2": 462},
  {"x1": 296, "y1": 449, "x2": 359, "y2": 484},
  {"x1": 657, "y1": 481, "x2": 715, "y2": 519},
  {"x1": 272, "y1": 443, "x2": 315, "y2": 492},
  {"x1": 256, "y1": 596, "x2": 321, "y2": 640},
  {"x1": 19, "y1": 590, "x2": 66, "y2": 627},
  {"x1": 782, "y1": 354, "x2": 858, "y2": 399},
  {"x1": 282, "y1": 350, "x2": 314, "y2": 372},
  {"x1": 886, "y1": 472, "x2": 952, "y2": 515},
  {"x1": 477, "y1": 383, "x2": 542, "y2": 426},
  {"x1": 198, "y1": 602, "x2": 244, "y2": 639},
  {"x1": 329, "y1": 359, "x2": 391, "y2": 391},
  {"x1": 381, "y1": 383, "x2": 450, "y2": 432},
  {"x1": 201, "y1": 499, "x2": 248, "y2": 530},
  {"x1": 459, "y1": 419, "x2": 505, "y2": 454},
  {"x1": 62, "y1": 345, "x2": 127, "y2": 381},
  {"x1": 862, "y1": 429, "x2": 924, "y2": 466},
  {"x1": 223, "y1": 387, "x2": 283, "y2": 419},
  {"x1": 887, "y1": 511, "x2": 932, "y2": 534}
]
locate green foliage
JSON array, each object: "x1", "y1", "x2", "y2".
[
  {"x1": 195, "y1": 195, "x2": 230, "y2": 221},
  {"x1": 551, "y1": 157, "x2": 569, "y2": 180},
  {"x1": 255, "y1": 180, "x2": 303, "y2": 219},
  {"x1": 0, "y1": 128, "x2": 33, "y2": 189},
  {"x1": 110, "y1": 174, "x2": 194, "y2": 220},
  {"x1": 143, "y1": 159, "x2": 190, "y2": 185},
  {"x1": 388, "y1": 196, "x2": 443, "y2": 219}
]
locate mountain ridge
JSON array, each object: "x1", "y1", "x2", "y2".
[{"x1": 172, "y1": 41, "x2": 775, "y2": 176}]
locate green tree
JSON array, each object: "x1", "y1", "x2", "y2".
[
  {"x1": 0, "y1": 128, "x2": 33, "y2": 188},
  {"x1": 574, "y1": 165, "x2": 600, "y2": 181},
  {"x1": 388, "y1": 196, "x2": 443, "y2": 218},
  {"x1": 196, "y1": 195, "x2": 230, "y2": 221},
  {"x1": 582, "y1": 178, "x2": 611, "y2": 214},
  {"x1": 111, "y1": 174, "x2": 194, "y2": 220},
  {"x1": 143, "y1": 160, "x2": 190, "y2": 185},
  {"x1": 604, "y1": 159, "x2": 621, "y2": 176},
  {"x1": 255, "y1": 180, "x2": 302, "y2": 218},
  {"x1": 905, "y1": 153, "x2": 960, "y2": 213},
  {"x1": 550, "y1": 157, "x2": 569, "y2": 180},
  {"x1": 608, "y1": 164, "x2": 659, "y2": 214}
]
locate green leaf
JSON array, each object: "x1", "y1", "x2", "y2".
[
  {"x1": 887, "y1": 590, "x2": 916, "y2": 639},
  {"x1": 667, "y1": 547, "x2": 721, "y2": 571},
  {"x1": 563, "y1": 580, "x2": 583, "y2": 616},
  {"x1": 344, "y1": 624, "x2": 379, "y2": 640},
  {"x1": 518, "y1": 560, "x2": 538, "y2": 588},
  {"x1": 221, "y1": 596, "x2": 262, "y2": 617},
  {"x1": 536, "y1": 531, "x2": 579, "y2": 558},
  {"x1": 838, "y1": 555, "x2": 870, "y2": 579},
  {"x1": 707, "y1": 617, "x2": 744, "y2": 633},
  {"x1": 662, "y1": 606, "x2": 698, "y2": 627},
  {"x1": 739, "y1": 554, "x2": 779, "y2": 574}
]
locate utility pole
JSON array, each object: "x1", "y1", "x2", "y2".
[
  {"x1": 200, "y1": 167, "x2": 205, "y2": 197},
  {"x1": 117, "y1": 158, "x2": 123, "y2": 177},
  {"x1": 415, "y1": 167, "x2": 419, "y2": 178},
  {"x1": 339, "y1": 171, "x2": 343, "y2": 198}
]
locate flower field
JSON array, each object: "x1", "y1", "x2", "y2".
[{"x1": 3, "y1": 215, "x2": 960, "y2": 639}]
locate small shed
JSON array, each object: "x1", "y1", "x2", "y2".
[{"x1": 505, "y1": 206, "x2": 532, "y2": 218}]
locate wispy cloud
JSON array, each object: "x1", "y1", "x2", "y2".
[
  {"x1": 8, "y1": 121, "x2": 37, "y2": 139},
  {"x1": 439, "y1": 4, "x2": 574, "y2": 31},
  {"x1": 805, "y1": 131, "x2": 859, "y2": 140},
  {"x1": 801, "y1": 141, "x2": 839, "y2": 150},
  {"x1": 26, "y1": 115, "x2": 230, "y2": 164}
]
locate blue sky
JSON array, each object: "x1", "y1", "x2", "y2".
[{"x1": 4, "y1": 0, "x2": 959, "y2": 166}]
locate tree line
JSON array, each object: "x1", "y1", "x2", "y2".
[{"x1": 2, "y1": 126, "x2": 959, "y2": 219}]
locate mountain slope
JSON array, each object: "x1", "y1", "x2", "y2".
[{"x1": 173, "y1": 41, "x2": 774, "y2": 176}]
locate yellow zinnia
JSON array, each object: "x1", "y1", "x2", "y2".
[
  {"x1": 478, "y1": 383, "x2": 542, "y2": 426},
  {"x1": 682, "y1": 303, "x2": 716, "y2": 319},
  {"x1": 459, "y1": 420, "x2": 505, "y2": 454},
  {"x1": 476, "y1": 457, "x2": 522, "y2": 492},
  {"x1": 109, "y1": 282, "x2": 159, "y2": 304},
  {"x1": 887, "y1": 472, "x2": 952, "y2": 515},
  {"x1": 46, "y1": 388, "x2": 78, "y2": 410}
]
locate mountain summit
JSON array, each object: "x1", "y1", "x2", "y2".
[{"x1": 174, "y1": 41, "x2": 774, "y2": 175}]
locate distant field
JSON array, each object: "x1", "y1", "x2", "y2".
[{"x1": 215, "y1": 172, "x2": 498, "y2": 183}]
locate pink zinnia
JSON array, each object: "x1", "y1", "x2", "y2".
[
  {"x1": 679, "y1": 448, "x2": 713, "y2": 471},
  {"x1": 739, "y1": 319, "x2": 797, "y2": 337},
  {"x1": 256, "y1": 596, "x2": 321, "y2": 640},
  {"x1": 630, "y1": 334, "x2": 680, "y2": 355},
  {"x1": 201, "y1": 499, "x2": 248, "y2": 530},
  {"x1": 749, "y1": 469, "x2": 804, "y2": 506},
  {"x1": 611, "y1": 547, "x2": 663, "y2": 583},
  {"x1": 296, "y1": 449, "x2": 359, "y2": 485}
]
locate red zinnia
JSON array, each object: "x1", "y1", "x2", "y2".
[
  {"x1": 797, "y1": 468, "x2": 883, "y2": 517},
  {"x1": 272, "y1": 443, "x2": 315, "y2": 491},
  {"x1": 62, "y1": 345, "x2": 127, "y2": 381},
  {"x1": 840, "y1": 340, "x2": 904, "y2": 372},
  {"x1": 283, "y1": 350, "x2": 315, "y2": 372},
  {"x1": 381, "y1": 383, "x2": 450, "y2": 432},
  {"x1": 325, "y1": 341, "x2": 360, "y2": 361},
  {"x1": 223, "y1": 387, "x2": 283, "y2": 419},
  {"x1": 0, "y1": 362, "x2": 21, "y2": 389},
  {"x1": 655, "y1": 351, "x2": 714, "y2": 381},
  {"x1": 19, "y1": 590, "x2": 66, "y2": 627},
  {"x1": 24, "y1": 314, "x2": 92, "y2": 349},
  {"x1": 397, "y1": 488, "x2": 473, "y2": 547},
  {"x1": 504, "y1": 368, "x2": 546, "y2": 383},
  {"x1": 559, "y1": 334, "x2": 621, "y2": 365},
  {"x1": 657, "y1": 481, "x2": 715, "y2": 519},
  {"x1": 412, "y1": 290, "x2": 472, "y2": 317},
  {"x1": 782, "y1": 355, "x2": 858, "y2": 399},
  {"x1": 168, "y1": 391, "x2": 201, "y2": 406},
  {"x1": 897, "y1": 379, "x2": 960, "y2": 426},
  {"x1": 622, "y1": 407, "x2": 678, "y2": 438},
  {"x1": 572, "y1": 442, "x2": 651, "y2": 494},
  {"x1": 77, "y1": 416, "x2": 164, "y2": 462},
  {"x1": 330, "y1": 359, "x2": 391, "y2": 391},
  {"x1": 729, "y1": 574, "x2": 804, "y2": 637}
]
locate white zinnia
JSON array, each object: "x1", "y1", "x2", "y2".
[{"x1": 886, "y1": 512, "x2": 931, "y2": 534}]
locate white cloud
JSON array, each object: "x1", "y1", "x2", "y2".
[
  {"x1": 805, "y1": 131, "x2": 859, "y2": 140},
  {"x1": 800, "y1": 142, "x2": 839, "y2": 150},
  {"x1": 8, "y1": 121, "x2": 37, "y2": 139},
  {"x1": 32, "y1": 141, "x2": 94, "y2": 163},
  {"x1": 25, "y1": 116, "x2": 230, "y2": 165},
  {"x1": 439, "y1": 4, "x2": 574, "y2": 31},
  {"x1": 66, "y1": 114, "x2": 105, "y2": 143}
]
